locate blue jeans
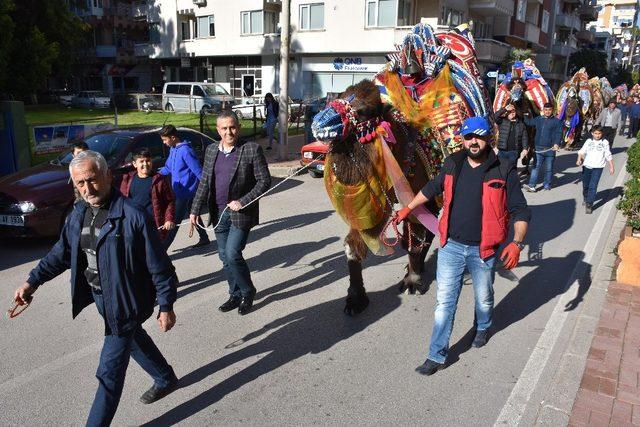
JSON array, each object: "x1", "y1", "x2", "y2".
[
  {"x1": 428, "y1": 239, "x2": 496, "y2": 364},
  {"x1": 528, "y1": 150, "x2": 556, "y2": 189},
  {"x1": 163, "y1": 196, "x2": 208, "y2": 249},
  {"x1": 265, "y1": 117, "x2": 278, "y2": 147},
  {"x1": 87, "y1": 292, "x2": 175, "y2": 427},
  {"x1": 582, "y1": 166, "x2": 604, "y2": 205},
  {"x1": 215, "y1": 210, "x2": 256, "y2": 298},
  {"x1": 497, "y1": 150, "x2": 519, "y2": 164}
]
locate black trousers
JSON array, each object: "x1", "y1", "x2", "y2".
[
  {"x1": 602, "y1": 126, "x2": 616, "y2": 148},
  {"x1": 629, "y1": 118, "x2": 640, "y2": 139}
]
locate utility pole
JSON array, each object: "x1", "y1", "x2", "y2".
[{"x1": 278, "y1": 0, "x2": 291, "y2": 161}]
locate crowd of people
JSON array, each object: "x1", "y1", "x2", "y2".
[{"x1": 9, "y1": 86, "x2": 635, "y2": 424}]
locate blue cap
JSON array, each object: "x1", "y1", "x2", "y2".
[{"x1": 460, "y1": 116, "x2": 491, "y2": 137}]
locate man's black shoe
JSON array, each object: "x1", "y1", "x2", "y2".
[
  {"x1": 238, "y1": 296, "x2": 254, "y2": 315},
  {"x1": 472, "y1": 329, "x2": 490, "y2": 348},
  {"x1": 139, "y1": 377, "x2": 178, "y2": 404},
  {"x1": 415, "y1": 359, "x2": 444, "y2": 376},
  {"x1": 191, "y1": 237, "x2": 210, "y2": 249},
  {"x1": 219, "y1": 296, "x2": 241, "y2": 312}
]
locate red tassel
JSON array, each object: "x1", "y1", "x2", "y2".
[
  {"x1": 359, "y1": 137, "x2": 366, "y2": 143},
  {"x1": 365, "y1": 133, "x2": 372, "y2": 142}
]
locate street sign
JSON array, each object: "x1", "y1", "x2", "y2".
[{"x1": 487, "y1": 71, "x2": 498, "y2": 78}]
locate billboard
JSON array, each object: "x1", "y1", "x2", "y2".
[{"x1": 32, "y1": 123, "x2": 115, "y2": 155}]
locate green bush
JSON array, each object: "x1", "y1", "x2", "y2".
[
  {"x1": 618, "y1": 176, "x2": 640, "y2": 230},
  {"x1": 626, "y1": 139, "x2": 640, "y2": 178}
]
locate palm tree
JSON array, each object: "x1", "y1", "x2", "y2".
[{"x1": 499, "y1": 48, "x2": 533, "y2": 73}]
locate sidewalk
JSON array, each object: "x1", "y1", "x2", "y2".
[
  {"x1": 251, "y1": 133, "x2": 309, "y2": 178},
  {"x1": 570, "y1": 279, "x2": 640, "y2": 426}
]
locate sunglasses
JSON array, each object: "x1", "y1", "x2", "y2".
[{"x1": 463, "y1": 133, "x2": 487, "y2": 140}]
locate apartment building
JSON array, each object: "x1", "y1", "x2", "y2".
[
  {"x1": 144, "y1": 0, "x2": 515, "y2": 101},
  {"x1": 589, "y1": 0, "x2": 639, "y2": 70},
  {"x1": 67, "y1": 0, "x2": 161, "y2": 94}
]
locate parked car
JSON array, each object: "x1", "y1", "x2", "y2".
[
  {"x1": 162, "y1": 82, "x2": 236, "y2": 114},
  {"x1": 47, "y1": 89, "x2": 76, "y2": 106},
  {"x1": 0, "y1": 127, "x2": 213, "y2": 238},
  {"x1": 72, "y1": 91, "x2": 112, "y2": 108},
  {"x1": 300, "y1": 141, "x2": 329, "y2": 178},
  {"x1": 232, "y1": 98, "x2": 264, "y2": 120}
]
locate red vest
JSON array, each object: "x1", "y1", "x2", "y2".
[{"x1": 438, "y1": 171, "x2": 509, "y2": 259}]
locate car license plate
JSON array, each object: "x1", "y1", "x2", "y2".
[
  {"x1": 0, "y1": 214, "x2": 24, "y2": 226},
  {"x1": 316, "y1": 164, "x2": 324, "y2": 171}
]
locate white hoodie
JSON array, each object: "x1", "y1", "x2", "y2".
[{"x1": 578, "y1": 138, "x2": 613, "y2": 169}]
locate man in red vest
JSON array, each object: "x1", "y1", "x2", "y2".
[{"x1": 394, "y1": 116, "x2": 531, "y2": 376}]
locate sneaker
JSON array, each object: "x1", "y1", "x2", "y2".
[
  {"x1": 523, "y1": 184, "x2": 536, "y2": 193},
  {"x1": 472, "y1": 329, "x2": 490, "y2": 348},
  {"x1": 238, "y1": 295, "x2": 254, "y2": 315},
  {"x1": 415, "y1": 358, "x2": 445, "y2": 376},
  {"x1": 585, "y1": 204, "x2": 593, "y2": 214},
  {"x1": 190, "y1": 237, "x2": 210, "y2": 249},
  {"x1": 543, "y1": 186, "x2": 551, "y2": 191},
  {"x1": 139, "y1": 375, "x2": 179, "y2": 404}
]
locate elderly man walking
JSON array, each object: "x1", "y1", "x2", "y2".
[
  {"x1": 594, "y1": 100, "x2": 621, "y2": 148},
  {"x1": 394, "y1": 116, "x2": 531, "y2": 376},
  {"x1": 12, "y1": 151, "x2": 179, "y2": 426},
  {"x1": 190, "y1": 110, "x2": 271, "y2": 315}
]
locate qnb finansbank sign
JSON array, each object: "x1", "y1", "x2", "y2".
[{"x1": 333, "y1": 57, "x2": 370, "y2": 71}]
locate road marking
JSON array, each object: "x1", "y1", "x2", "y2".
[{"x1": 494, "y1": 155, "x2": 628, "y2": 426}]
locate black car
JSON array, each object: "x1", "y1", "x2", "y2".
[{"x1": 0, "y1": 127, "x2": 213, "y2": 238}]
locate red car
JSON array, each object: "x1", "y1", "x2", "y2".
[
  {"x1": 0, "y1": 127, "x2": 213, "y2": 238},
  {"x1": 300, "y1": 141, "x2": 328, "y2": 178}
]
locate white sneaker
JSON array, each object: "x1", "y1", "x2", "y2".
[{"x1": 523, "y1": 184, "x2": 536, "y2": 193}]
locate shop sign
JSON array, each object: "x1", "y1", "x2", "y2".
[{"x1": 333, "y1": 57, "x2": 368, "y2": 71}]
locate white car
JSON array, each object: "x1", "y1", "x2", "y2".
[
  {"x1": 231, "y1": 98, "x2": 265, "y2": 120},
  {"x1": 72, "y1": 91, "x2": 111, "y2": 109}
]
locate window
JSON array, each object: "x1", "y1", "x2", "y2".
[
  {"x1": 165, "y1": 84, "x2": 180, "y2": 94},
  {"x1": 179, "y1": 85, "x2": 192, "y2": 95},
  {"x1": 366, "y1": 0, "x2": 412, "y2": 28},
  {"x1": 192, "y1": 86, "x2": 205, "y2": 97},
  {"x1": 473, "y1": 21, "x2": 492, "y2": 39},
  {"x1": 197, "y1": 15, "x2": 215, "y2": 37},
  {"x1": 264, "y1": 11, "x2": 277, "y2": 34},
  {"x1": 214, "y1": 65, "x2": 228, "y2": 82},
  {"x1": 541, "y1": 10, "x2": 549, "y2": 33},
  {"x1": 241, "y1": 10, "x2": 264, "y2": 34},
  {"x1": 181, "y1": 21, "x2": 190, "y2": 40},
  {"x1": 149, "y1": 23, "x2": 161, "y2": 44},
  {"x1": 300, "y1": 3, "x2": 324, "y2": 30},
  {"x1": 177, "y1": 131, "x2": 206, "y2": 163},
  {"x1": 440, "y1": 7, "x2": 464, "y2": 27},
  {"x1": 132, "y1": 134, "x2": 165, "y2": 163},
  {"x1": 516, "y1": 0, "x2": 526, "y2": 22}
]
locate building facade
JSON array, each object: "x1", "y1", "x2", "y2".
[
  {"x1": 588, "y1": 0, "x2": 640, "y2": 72},
  {"x1": 144, "y1": 0, "x2": 518, "y2": 102}
]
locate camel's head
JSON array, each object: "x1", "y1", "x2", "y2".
[{"x1": 311, "y1": 80, "x2": 384, "y2": 148}]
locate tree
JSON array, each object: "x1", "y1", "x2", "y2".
[
  {"x1": 567, "y1": 48, "x2": 608, "y2": 77},
  {"x1": 499, "y1": 48, "x2": 533, "y2": 73},
  {"x1": 0, "y1": 0, "x2": 88, "y2": 99},
  {"x1": 609, "y1": 65, "x2": 634, "y2": 88}
]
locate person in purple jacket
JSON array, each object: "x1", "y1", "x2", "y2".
[{"x1": 159, "y1": 125, "x2": 210, "y2": 250}]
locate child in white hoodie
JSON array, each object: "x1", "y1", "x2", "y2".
[{"x1": 577, "y1": 125, "x2": 615, "y2": 214}]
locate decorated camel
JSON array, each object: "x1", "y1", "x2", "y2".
[
  {"x1": 556, "y1": 68, "x2": 594, "y2": 148},
  {"x1": 311, "y1": 23, "x2": 493, "y2": 314},
  {"x1": 493, "y1": 59, "x2": 554, "y2": 118}
]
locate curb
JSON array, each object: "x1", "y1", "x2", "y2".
[{"x1": 268, "y1": 164, "x2": 305, "y2": 178}]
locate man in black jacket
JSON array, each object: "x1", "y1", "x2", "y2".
[
  {"x1": 493, "y1": 104, "x2": 529, "y2": 165},
  {"x1": 190, "y1": 110, "x2": 271, "y2": 315},
  {"x1": 12, "y1": 151, "x2": 179, "y2": 426}
]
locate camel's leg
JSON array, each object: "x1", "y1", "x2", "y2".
[
  {"x1": 344, "y1": 229, "x2": 369, "y2": 315},
  {"x1": 399, "y1": 223, "x2": 436, "y2": 295}
]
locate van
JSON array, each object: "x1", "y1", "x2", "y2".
[{"x1": 162, "y1": 82, "x2": 234, "y2": 113}]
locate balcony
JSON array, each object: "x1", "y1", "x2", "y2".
[
  {"x1": 576, "y1": 29, "x2": 595, "y2": 43},
  {"x1": 474, "y1": 39, "x2": 511, "y2": 63},
  {"x1": 95, "y1": 45, "x2": 117, "y2": 57},
  {"x1": 535, "y1": 54, "x2": 552, "y2": 73},
  {"x1": 555, "y1": 13, "x2": 581, "y2": 31},
  {"x1": 552, "y1": 40, "x2": 578, "y2": 56},
  {"x1": 525, "y1": 23, "x2": 540, "y2": 44},
  {"x1": 132, "y1": 1, "x2": 148, "y2": 20},
  {"x1": 468, "y1": 0, "x2": 515, "y2": 17},
  {"x1": 577, "y1": 5, "x2": 598, "y2": 22},
  {"x1": 134, "y1": 43, "x2": 153, "y2": 57}
]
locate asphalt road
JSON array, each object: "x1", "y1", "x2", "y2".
[{"x1": 0, "y1": 134, "x2": 633, "y2": 426}]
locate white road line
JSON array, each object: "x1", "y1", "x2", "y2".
[{"x1": 494, "y1": 158, "x2": 628, "y2": 426}]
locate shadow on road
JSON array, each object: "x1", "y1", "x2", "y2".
[
  {"x1": 592, "y1": 186, "x2": 623, "y2": 211},
  {"x1": 140, "y1": 283, "x2": 404, "y2": 426},
  {"x1": 446, "y1": 197, "x2": 584, "y2": 365},
  {"x1": 0, "y1": 237, "x2": 57, "y2": 271}
]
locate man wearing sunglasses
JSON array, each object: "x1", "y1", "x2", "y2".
[{"x1": 393, "y1": 116, "x2": 531, "y2": 376}]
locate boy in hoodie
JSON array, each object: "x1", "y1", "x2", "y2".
[
  {"x1": 120, "y1": 148, "x2": 176, "y2": 241},
  {"x1": 158, "y1": 124, "x2": 210, "y2": 249}
]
